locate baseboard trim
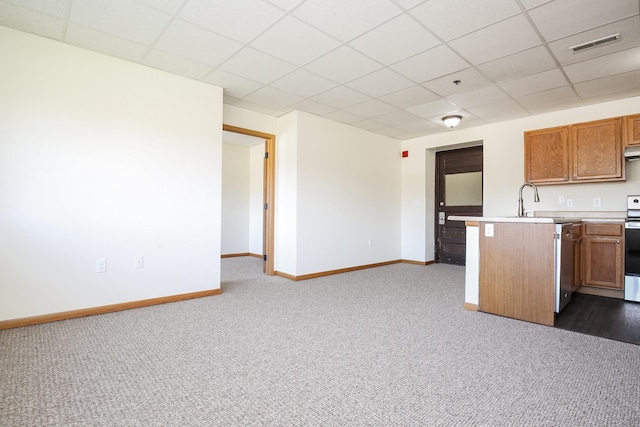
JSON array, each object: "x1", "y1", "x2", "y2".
[
  {"x1": 276, "y1": 260, "x2": 403, "y2": 281},
  {"x1": 0, "y1": 289, "x2": 222, "y2": 331},
  {"x1": 221, "y1": 253, "x2": 262, "y2": 259},
  {"x1": 400, "y1": 259, "x2": 435, "y2": 266},
  {"x1": 463, "y1": 302, "x2": 479, "y2": 311}
]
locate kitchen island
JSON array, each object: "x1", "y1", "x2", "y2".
[{"x1": 451, "y1": 214, "x2": 625, "y2": 326}]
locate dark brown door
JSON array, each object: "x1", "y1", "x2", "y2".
[{"x1": 435, "y1": 146, "x2": 483, "y2": 265}]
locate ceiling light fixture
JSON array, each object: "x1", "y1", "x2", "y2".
[{"x1": 442, "y1": 115, "x2": 462, "y2": 128}]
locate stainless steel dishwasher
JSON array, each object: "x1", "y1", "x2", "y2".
[{"x1": 555, "y1": 222, "x2": 574, "y2": 313}]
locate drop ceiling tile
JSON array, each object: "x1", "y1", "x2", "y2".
[
  {"x1": 548, "y1": 17, "x2": 640, "y2": 66},
  {"x1": 373, "y1": 109, "x2": 422, "y2": 126},
  {"x1": 351, "y1": 119, "x2": 388, "y2": 132},
  {"x1": 563, "y1": 46, "x2": 640, "y2": 83},
  {"x1": 346, "y1": 68, "x2": 414, "y2": 97},
  {"x1": 223, "y1": 94, "x2": 240, "y2": 104},
  {"x1": 291, "y1": 99, "x2": 337, "y2": 116},
  {"x1": 271, "y1": 69, "x2": 338, "y2": 98},
  {"x1": 476, "y1": 45, "x2": 557, "y2": 81},
  {"x1": 219, "y1": 47, "x2": 297, "y2": 84},
  {"x1": 497, "y1": 68, "x2": 570, "y2": 98},
  {"x1": 251, "y1": 16, "x2": 340, "y2": 67},
  {"x1": 516, "y1": 86, "x2": 578, "y2": 109},
  {"x1": 467, "y1": 99, "x2": 528, "y2": 120},
  {"x1": 203, "y1": 70, "x2": 263, "y2": 98},
  {"x1": 143, "y1": 49, "x2": 213, "y2": 79},
  {"x1": 155, "y1": 19, "x2": 242, "y2": 68},
  {"x1": 528, "y1": 0, "x2": 638, "y2": 42},
  {"x1": 0, "y1": 2, "x2": 65, "y2": 39},
  {"x1": 3, "y1": 0, "x2": 71, "y2": 18},
  {"x1": 233, "y1": 99, "x2": 283, "y2": 115},
  {"x1": 243, "y1": 86, "x2": 303, "y2": 109},
  {"x1": 391, "y1": 44, "x2": 469, "y2": 83},
  {"x1": 265, "y1": 0, "x2": 306, "y2": 11},
  {"x1": 310, "y1": 86, "x2": 372, "y2": 109},
  {"x1": 325, "y1": 109, "x2": 364, "y2": 124},
  {"x1": 304, "y1": 46, "x2": 382, "y2": 84},
  {"x1": 527, "y1": 99, "x2": 584, "y2": 115},
  {"x1": 179, "y1": 0, "x2": 284, "y2": 44},
  {"x1": 376, "y1": 126, "x2": 410, "y2": 139},
  {"x1": 344, "y1": 99, "x2": 397, "y2": 118},
  {"x1": 573, "y1": 69, "x2": 640, "y2": 98},
  {"x1": 519, "y1": 0, "x2": 552, "y2": 9},
  {"x1": 447, "y1": 85, "x2": 509, "y2": 109},
  {"x1": 133, "y1": 0, "x2": 184, "y2": 14},
  {"x1": 410, "y1": 0, "x2": 521, "y2": 41},
  {"x1": 292, "y1": 0, "x2": 402, "y2": 42},
  {"x1": 70, "y1": 0, "x2": 172, "y2": 45},
  {"x1": 580, "y1": 87, "x2": 640, "y2": 105},
  {"x1": 394, "y1": 119, "x2": 442, "y2": 133},
  {"x1": 393, "y1": 0, "x2": 425, "y2": 9},
  {"x1": 422, "y1": 68, "x2": 491, "y2": 97},
  {"x1": 379, "y1": 85, "x2": 439, "y2": 109},
  {"x1": 406, "y1": 99, "x2": 461, "y2": 118},
  {"x1": 449, "y1": 15, "x2": 542, "y2": 65},
  {"x1": 65, "y1": 23, "x2": 148, "y2": 62},
  {"x1": 348, "y1": 14, "x2": 440, "y2": 65}
]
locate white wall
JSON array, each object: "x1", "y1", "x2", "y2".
[
  {"x1": 0, "y1": 27, "x2": 223, "y2": 321},
  {"x1": 401, "y1": 96, "x2": 640, "y2": 263},
  {"x1": 295, "y1": 112, "x2": 401, "y2": 275},
  {"x1": 221, "y1": 143, "x2": 250, "y2": 254}
]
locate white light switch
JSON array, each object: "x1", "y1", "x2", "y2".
[
  {"x1": 96, "y1": 258, "x2": 106, "y2": 273},
  {"x1": 135, "y1": 256, "x2": 144, "y2": 268},
  {"x1": 485, "y1": 224, "x2": 494, "y2": 237}
]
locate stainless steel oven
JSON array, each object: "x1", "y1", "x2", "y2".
[{"x1": 624, "y1": 196, "x2": 640, "y2": 302}]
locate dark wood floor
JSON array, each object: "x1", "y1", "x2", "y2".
[{"x1": 555, "y1": 293, "x2": 640, "y2": 345}]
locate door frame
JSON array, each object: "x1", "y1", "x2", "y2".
[{"x1": 222, "y1": 124, "x2": 276, "y2": 276}]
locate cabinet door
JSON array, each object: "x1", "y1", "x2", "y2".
[
  {"x1": 524, "y1": 127, "x2": 569, "y2": 184},
  {"x1": 583, "y1": 236, "x2": 623, "y2": 289},
  {"x1": 624, "y1": 114, "x2": 640, "y2": 146},
  {"x1": 571, "y1": 118, "x2": 623, "y2": 182}
]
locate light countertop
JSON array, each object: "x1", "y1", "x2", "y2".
[{"x1": 448, "y1": 211, "x2": 626, "y2": 224}]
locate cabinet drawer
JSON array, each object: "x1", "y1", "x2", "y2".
[{"x1": 584, "y1": 223, "x2": 623, "y2": 237}]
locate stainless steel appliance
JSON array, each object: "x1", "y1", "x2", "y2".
[
  {"x1": 625, "y1": 195, "x2": 640, "y2": 302},
  {"x1": 555, "y1": 223, "x2": 574, "y2": 313}
]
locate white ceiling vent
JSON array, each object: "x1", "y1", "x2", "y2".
[{"x1": 569, "y1": 33, "x2": 621, "y2": 53}]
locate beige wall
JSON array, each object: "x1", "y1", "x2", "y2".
[{"x1": 0, "y1": 27, "x2": 223, "y2": 321}]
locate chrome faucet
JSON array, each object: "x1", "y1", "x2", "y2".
[{"x1": 518, "y1": 182, "x2": 540, "y2": 217}]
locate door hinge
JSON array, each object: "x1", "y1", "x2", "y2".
[
  {"x1": 265, "y1": 152, "x2": 269, "y2": 159},
  {"x1": 264, "y1": 203, "x2": 268, "y2": 210},
  {"x1": 263, "y1": 254, "x2": 267, "y2": 261}
]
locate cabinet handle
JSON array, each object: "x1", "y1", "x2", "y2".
[
  {"x1": 616, "y1": 240, "x2": 621, "y2": 244},
  {"x1": 563, "y1": 176, "x2": 568, "y2": 180},
  {"x1": 573, "y1": 175, "x2": 578, "y2": 179}
]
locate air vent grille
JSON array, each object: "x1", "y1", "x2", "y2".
[{"x1": 570, "y1": 33, "x2": 620, "y2": 53}]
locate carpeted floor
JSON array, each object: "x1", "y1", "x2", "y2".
[{"x1": 1, "y1": 257, "x2": 639, "y2": 426}]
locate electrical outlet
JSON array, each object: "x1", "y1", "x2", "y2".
[
  {"x1": 593, "y1": 197, "x2": 601, "y2": 208},
  {"x1": 485, "y1": 224, "x2": 494, "y2": 237},
  {"x1": 96, "y1": 258, "x2": 106, "y2": 273},
  {"x1": 566, "y1": 199, "x2": 574, "y2": 208},
  {"x1": 135, "y1": 256, "x2": 144, "y2": 268}
]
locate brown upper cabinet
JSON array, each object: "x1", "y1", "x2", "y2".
[
  {"x1": 624, "y1": 114, "x2": 640, "y2": 146},
  {"x1": 525, "y1": 117, "x2": 624, "y2": 185}
]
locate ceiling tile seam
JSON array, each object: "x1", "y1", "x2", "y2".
[
  {"x1": 60, "y1": 21, "x2": 150, "y2": 60},
  {"x1": 60, "y1": 0, "x2": 74, "y2": 40},
  {"x1": 518, "y1": 7, "x2": 582, "y2": 112},
  {"x1": 139, "y1": 0, "x2": 215, "y2": 64}
]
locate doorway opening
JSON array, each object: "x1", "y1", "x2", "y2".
[
  {"x1": 435, "y1": 145, "x2": 483, "y2": 265},
  {"x1": 222, "y1": 124, "x2": 276, "y2": 275}
]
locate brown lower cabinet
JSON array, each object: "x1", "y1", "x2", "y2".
[
  {"x1": 582, "y1": 222, "x2": 624, "y2": 290},
  {"x1": 479, "y1": 222, "x2": 555, "y2": 326}
]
